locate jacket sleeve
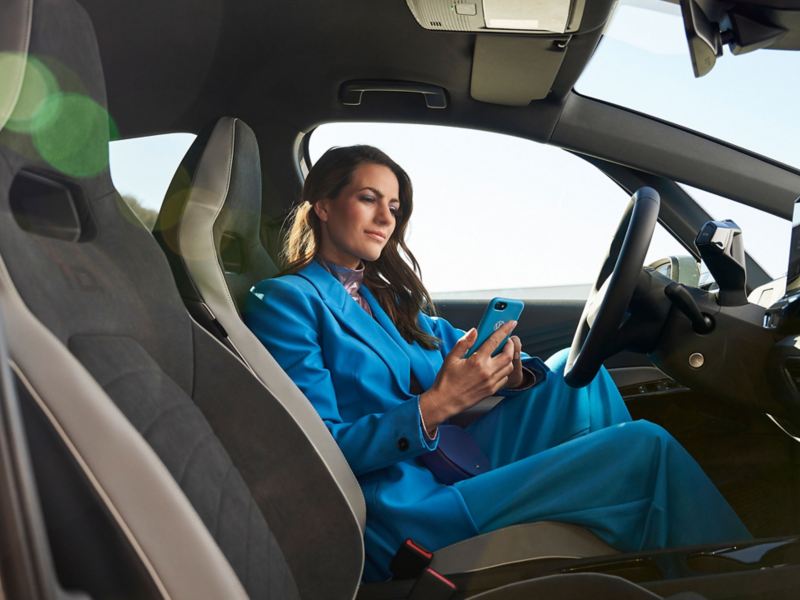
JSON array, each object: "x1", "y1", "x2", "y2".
[
  {"x1": 244, "y1": 278, "x2": 438, "y2": 476},
  {"x1": 421, "y1": 312, "x2": 549, "y2": 395}
]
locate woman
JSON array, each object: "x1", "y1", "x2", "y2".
[{"x1": 244, "y1": 145, "x2": 750, "y2": 581}]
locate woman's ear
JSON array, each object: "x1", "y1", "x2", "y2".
[{"x1": 313, "y1": 198, "x2": 330, "y2": 223}]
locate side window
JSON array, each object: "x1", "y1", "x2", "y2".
[
  {"x1": 309, "y1": 123, "x2": 691, "y2": 300},
  {"x1": 109, "y1": 133, "x2": 196, "y2": 229}
]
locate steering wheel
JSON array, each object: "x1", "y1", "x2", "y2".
[{"x1": 563, "y1": 187, "x2": 660, "y2": 388}]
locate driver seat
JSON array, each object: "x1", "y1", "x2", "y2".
[{"x1": 154, "y1": 117, "x2": 619, "y2": 574}]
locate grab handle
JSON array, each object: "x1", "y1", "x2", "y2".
[{"x1": 339, "y1": 80, "x2": 448, "y2": 109}]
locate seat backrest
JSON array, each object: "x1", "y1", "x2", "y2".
[
  {"x1": 0, "y1": 1, "x2": 364, "y2": 598},
  {"x1": 155, "y1": 118, "x2": 279, "y2": 323},
  {"x1": 153, "y1": 117, "x2": 367, "y2": 525}
]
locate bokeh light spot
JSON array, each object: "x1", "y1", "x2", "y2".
[
  {"x1": 3, "y1": 54, "x2": 60, "y2": 133},
  {"x1": 33, "y1": 93, "x2": 113, "y2": 178}
]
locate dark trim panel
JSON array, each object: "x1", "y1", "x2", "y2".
[{"x1": 552, "y1": 92, "x2": 800, "y2": 219}]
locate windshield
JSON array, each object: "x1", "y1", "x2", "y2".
[{"x1": 576, "y1": 0, "x2": 800, "y2": 169}]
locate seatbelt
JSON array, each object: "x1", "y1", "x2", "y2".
[
  {"x1": 391, "y1": 539, "x2": 456, "y2": 600},
  {"x1": 186, "y1": 300, "x2": 241, "y2": 357}
]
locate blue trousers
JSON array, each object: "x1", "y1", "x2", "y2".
[{"x1": 455, "y1": 349, "x2": 751, "y2": 552}]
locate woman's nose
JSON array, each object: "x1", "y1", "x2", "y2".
[{"x1": 375, "y1": 203, "x2": 392, "y2": 224}]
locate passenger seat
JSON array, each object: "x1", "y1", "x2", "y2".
[
  {"x1": 0, "y1": 1, "x2": 362, "y2": 598},
  {"x1": 154, "y1": 118, "x2": 279, "y2": 352}
]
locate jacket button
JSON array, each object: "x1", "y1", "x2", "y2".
[{"x1": 397, "y1": 437, "x2": 409, "y2": 451}]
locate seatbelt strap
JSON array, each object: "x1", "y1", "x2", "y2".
[{"x1": 408, "y1": 567, "x2": 457, "y2": 600}]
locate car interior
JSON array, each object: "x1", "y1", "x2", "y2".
[{"x1": 2, "y1": 0, "x2": 800, "y2": 599}]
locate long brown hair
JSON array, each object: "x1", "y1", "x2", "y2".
[{"x1": 282, "y1": 145, "x2": 439, "y2": 349}]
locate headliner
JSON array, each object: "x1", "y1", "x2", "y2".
[
  {"x1": 74, "y1": 0, "x2": 800, "y2": 218},
  {"x1": 76, "y1": 0, "x2": 616, "y2": 138}
]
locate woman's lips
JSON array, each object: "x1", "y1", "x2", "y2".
[{"x1": 366, "y1": 231, "x2": 386, "y2": 242}]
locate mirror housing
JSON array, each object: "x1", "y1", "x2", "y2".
[{"x1": 647, "y1": 255, "x2": 701, "y2": 287}]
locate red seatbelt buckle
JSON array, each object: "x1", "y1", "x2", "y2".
[{"x1": 390, "y1": 538, "x2": 434, "y2": 579}]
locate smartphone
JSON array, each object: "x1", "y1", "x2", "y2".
[{"x1": 464, "y1": 297, "x2": 525, "y2": 358}]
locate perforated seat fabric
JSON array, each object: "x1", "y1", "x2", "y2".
[{"x1": 0, "y1": 0, "x2": 363, "y2": 598}]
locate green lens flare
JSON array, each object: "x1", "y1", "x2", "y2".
[
  {"x1": 33, "y1": 93, "x2": 113, "y2": 178},
  {"x1": 3, "y1": 54, "x2": 59, "y2": 133}
]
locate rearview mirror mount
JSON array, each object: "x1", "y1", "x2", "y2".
[{"x1": 679, "y1": 0, "x2": 786, "y2": 78}]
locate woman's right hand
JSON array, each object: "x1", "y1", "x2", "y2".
[{"x1": 419, "y1": 320, "x2": 517, "y2": 433}]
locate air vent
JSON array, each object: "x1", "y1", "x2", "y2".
[{"x1": 430, "y1": 20, "x2": 442, "y2": 27}]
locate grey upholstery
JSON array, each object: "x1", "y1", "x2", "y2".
[
  {"x1": 432, "y1": 522, "x2": 618, "y2": 575},
  {"x1": 0, "y1": 0, "x2": 362, "y2": 598},
  {"x1": 1, "y1": 253, "x2": 247, "y2": 600},
  {"x1": 467, "y1": 573, "x2": 661, "y2": 600},
  {"x1": 155, "y1": 117, "x2": 368, "y2": 535},
  {"x1": 155, "y1": 118, "x2": 279, "y2": 318},
  {"x1": 0, "y1": 0, "x2": 31, "y2": 133}
]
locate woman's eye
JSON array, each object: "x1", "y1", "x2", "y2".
[
  {"x1": 389, "y1": 205, "x2": 400, "y2": 215},
  {"x1": 359, "y1": 195, "x2": 376, "y2": 203}
]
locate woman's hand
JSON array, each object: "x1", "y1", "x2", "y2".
[
  {"x1": 505, "y1": 335, "x2": 525, "y2": 389},
  {"x1": 419, "y1": 321, "x2": 517, "y2": 432}
]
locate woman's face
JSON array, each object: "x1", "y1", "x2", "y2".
[{"x1": 315, "y1": 162, "x2": 401, "y2": 269}]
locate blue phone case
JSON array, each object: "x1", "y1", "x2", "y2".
[{"x1": 464, "y1": 297, "x2": 525, "y2": 358}]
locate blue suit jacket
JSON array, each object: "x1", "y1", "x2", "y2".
[{"x1": 244, "y1": 260, "x2": 543, "y2": 579}]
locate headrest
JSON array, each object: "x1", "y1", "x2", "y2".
[
  {"x1": 155, "y1": 117, "x2": 278, "y2": 312},
  {"x1": 0, "y1": 0, "x2": 113, "y2": 193}
]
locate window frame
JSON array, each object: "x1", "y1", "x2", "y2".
[{"x1": 301, "y1": 121, "x2": 775, "y2": 294}]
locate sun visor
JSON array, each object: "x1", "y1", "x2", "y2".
[
  {"x1": 406, "y1": 0, "x2": 585, "y2": 34},
  {"x1": 470, "y1": 34, "x2": 567, "y2": 105}
]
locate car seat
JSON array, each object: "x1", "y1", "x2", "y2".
[{"x1": 0, "y1": 0, "x2": 360, "y2": 598}]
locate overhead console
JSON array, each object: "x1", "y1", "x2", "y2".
[
  {"x1": 405, "y1": 0, "x2": 586, "y2": 34},
  {"x1": 405, "y1": 1, "x2": 594, "y2": 106}
]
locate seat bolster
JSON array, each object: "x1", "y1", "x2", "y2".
[
  {"x1": 0, "y1": 253, "x2": 248, "y2": 600},
  {"x1": 0, "y1": 0, "x2": 32, "y2": 132},
  {"x1": 466, "y1": 573, "x2": 660, "y2": 600},
  {"x1": 432, "y1": 521, "x2": 618, "y2": 575},
  {"x1": 170, "y1": 117, "x2": 367, "y2": 531},
  {"x1": 197, "y1": 301, "x2": 368, "y2": 531},
  {"x1": 173, "y1": 117, "x2": 239, "y2": 314}
]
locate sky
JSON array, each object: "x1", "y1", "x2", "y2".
[{"x1": 109, "y1": 0, "x2": 797, "y2": 296}]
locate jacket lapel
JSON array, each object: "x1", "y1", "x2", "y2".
[
  {"x1": 297, "y1": 261, "x2": 412, "y2": 393},
  {"x1": 360, "y1": 285, "x2": 439, "y2": 391}
]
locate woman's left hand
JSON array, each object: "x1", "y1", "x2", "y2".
[{"x1": 505, "y1": 335, "x2": 525, "y2": 389}]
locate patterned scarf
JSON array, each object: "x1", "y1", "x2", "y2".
[{"x1": 320, "y1": 259, "x2": 374, "y2": 317}]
